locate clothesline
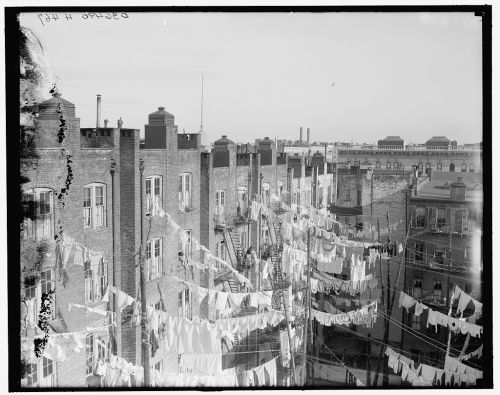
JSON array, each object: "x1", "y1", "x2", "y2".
[
  {"x1": 385, "y1": 346, "x2": 483, "y2": 387},
  {"x1": 152, "y1": 207, "x2": 253, "y2": 287}
]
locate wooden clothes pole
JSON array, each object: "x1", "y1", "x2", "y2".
[{"x1": 302, "y1": 228, "x2": 312, "y2": 385}]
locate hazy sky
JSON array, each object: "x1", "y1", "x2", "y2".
[{"x1": 20, "y1": 12, "x2": 483, "y2": 145}]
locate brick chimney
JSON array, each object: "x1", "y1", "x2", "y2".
[{"x1": 450, "y1": 177, "x2": 466, "y2": 200}]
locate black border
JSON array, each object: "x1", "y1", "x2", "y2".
[{"x1": 5, "y1": 5, "x2": 492, "y2": 391}]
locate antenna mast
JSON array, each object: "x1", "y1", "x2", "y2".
[{"x1": 200, "y1": 74, "x2": 204, "y2": 133}]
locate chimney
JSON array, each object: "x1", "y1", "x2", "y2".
[
  {"x1": 450, "y1": 177, "x2": 466, "y2": 200},
  {"x1": 96, "y1": 94, "x2": 102, "y2": 129},
  {"x1": 300, "y1": 127, "x2": 303, "y2": 144},
  {"x1": 307, "y1": 128, "x2": 310, "y2": 145}
]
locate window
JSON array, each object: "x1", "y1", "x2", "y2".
[
  {"x1": 178, "y1": 230, "x2": 191, "y2": 263},
  {"x1": 344, "y1": 189, "x2": 351, "y2": 202},
  {"x1": 386, "y1": 162, "x2": 391, "y2": 169},
  {"x1": 469, "y1": 164, "x2": 474, "y2": 173},
  {"x1": 347, "y1": 161, "x2": 351, "y2": 168},
  {"x1": 415, "y1": 242, "x2": 425, "y2": 262},
  {"x1": 394, "y1": 162, "x2": 399, "y2": 169},
  {"x1": 461, "y1": 163, "x2": 467, "y2": 172},
  {"x1": 356, "y1": 190, "x2": 362, "y2": 206},
  {"x1": 418, "y1": 163, "x2": 423, "y2": 172},
  {"x1": 262, "y1": 182, "x2": 270, "y2": 206},
  {"x1": 146, "y1": 176, "x2": 162, "y2": 215},
  {"x1": 24, "y1": 363, "x2": 38, "y2": 387},
  {"x1": 437, "y1": 163, "x2": 442, "y2": 172},
  {"x1": 85, "y1": 258, "x2": 108, "y2": 303},
  {"x1": 433, "y1": 280, "x2": 443, "y2": 300},
  {"x1": 86, "y1": 334, "x2": 108, "y2": 377},
  {"x1": 437, "y1": 208, "x2": 447, "y2": 229},
  {"x1": 237, "y1": 186, "x2": 248, "y2": 215},
  {"x1": 179, "y1": 173, "x2": 192, "y2": 211},
  {"x1": 411, "y1": 312, "x2": 421, "y2": 330},
  {"x1": 375, "y1": 161, "x2": 381, "y2": 169},
  {"x1": 413, "y1": 278, "x2": 423, "y2": 298},
  {"x1": 146, "y1": 238, "x2": 162, "y2": 280},
  {"x1": 426, "y1": 163, "x2": 431, "y2": 170},
  {"x1": 23, "y1": 358, "x2": 56, "y2": 387},
  {"x1": 23, "y1": 269, "x2": 55, "y2": 322},
  {"x1": 41, "y1": 357, "x2": 54, "y2": 386},
  {"x1": 215, "y1": 190, "x2": 226, "y2": 218},
  {"x1": 178, "y1": 288, "x2": 192, "y2": 319},
  {"x1": 416, "y1": 207, "x2": 426, "y2": 228},
  {"x1": 83, "y1": 184, "x2": 106, "y2": 229},
  {"x1": 22, "y1": 188, "x2": 54, "y2": 240},
  {"x1": 353, "y1": 161, "x2": 359, "y2": 167},
  {"x1": 455, "y1": 210, "x2": 468, "y2": 233},
  {"x1": 435, "y1": 251, "x2": 445, "y2": 265},
  {"x1": 449, "y1": 163, "x2": 455, "y2": 172}
]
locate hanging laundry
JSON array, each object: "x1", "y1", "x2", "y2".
[
  {"x1": 179, "y1": 353, "x2": 222, "y2": 375},
  {"x1": 398, "y1": 291, "x2": 417, "y2": 313},
  {"x1": 414, "y1": 302, "x2": 428, "y2": 317}
]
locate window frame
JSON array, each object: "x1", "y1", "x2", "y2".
[
  {"x1": 179, "y1": 173, "x2": 193, "y2": 211},
  {"x1": 146, "y1": 175, "x2": 163, "y2": 215},
  {"x1": 178, "y1": 287, "x2": 192, "y2": 319},
  {"x1": 83, "y1": 183, "x2": 106, "y2": 229},
  {"x1": 146, "y1": 238, "x2": 163, "y2": 280},
  {"x1": 85, "y1": 258, "x2": 108, "y2": 304},
  {"x1": 413, "y1": 277, "x2": 423, "y2": 299},
  {"x1": 22, "y1": 188, "x2": 54, "y2": 240}
]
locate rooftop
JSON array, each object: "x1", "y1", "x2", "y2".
[{"x1": 414, "y1": 172, "x2": 482, "y2": 201}]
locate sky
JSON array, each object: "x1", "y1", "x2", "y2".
[{"x1": 19, "y1": 11, "x2": 483, "y2": 146}]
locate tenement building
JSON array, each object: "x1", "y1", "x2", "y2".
[
  {"x1": 20, "y1": 94, "x2": 337, "y2": 388},
  {"x1": 402, "y1": 171, "x2": 482, "y2": 374}
]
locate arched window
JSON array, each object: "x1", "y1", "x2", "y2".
[
  {"x1": 83, "y1": 183, "x2": 107, "y2": 229},
  {"x1": 437, "y1": 163, "x2": 442, "y2": 172},
  {"x1": 22, "y1": 188, "x2": 54, "y2": 240},
  {"x1": 426, "y1": 163, "x2": 431, "y2": 170},
  {"x1": 469, "y1": 164, "x2": 474, "y2": 173},
  {"x1": 375, "y1": 161, "x2": 381, "y2": 169},
  {"x1": 449, "y1": 163, "x2": 455, "y2": 172},
  {"x1": 418, "y1": 162, "x2": 423, "y2": 172},
  {"x1": 461, "y1": 164, "x2": 467, "y2": 172},
  {"x1": 386, "y1": 162, "x2": 391, "y2": 169},
  {"x1": 347, "y1": 161, "x2": 351, "y2": 168},
  {"x1": 393, "y1": 162, "x2": 399, "y2": 169},
  {"x1": 146, "y1": 176, "x2": 162, "y2": 215},
  {"x1": 353, "y1": 160, "x2": 359, "y2": 167}
]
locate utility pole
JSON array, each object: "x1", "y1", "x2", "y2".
[
  {"x1": 110, "y1": 158, "x2": 119, "y2": 356},
  {"x1": 302, "y1": 227, "x2": 312, "y2": 385},
  {"x1": 445, "y1": 229, "x2": 453, "y2": 357},
  {"x1": 139, "y1": 159, "x2": 150, "y2": 387}
]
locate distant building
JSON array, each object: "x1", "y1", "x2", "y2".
[{"x1": 378, "y1": 136, "x2": 405, "y2": 150}]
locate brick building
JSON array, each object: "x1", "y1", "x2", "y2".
[
  {"x1": 401, "y1": 172, "x2": 483, "y2": 367},
  {"x1": 21, "y1": 94, "x2": 340, "y2": 388},
  {"x1": 337, "y1": 136, "x2": 482, "y2": 174}
]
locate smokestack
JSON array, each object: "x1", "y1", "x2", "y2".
[
  {"x1": 307, "y1": 128, "x2": 310, "y2": 145},
  {"x1": 96, "y1": 94, "x2": 102, "y2": 129},
  {"x1": 300, "y1": 127, "x2": 303, "y2": 144}
]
